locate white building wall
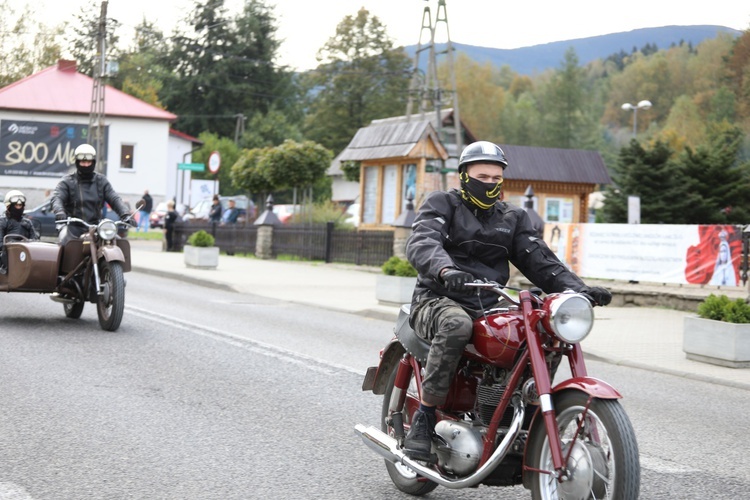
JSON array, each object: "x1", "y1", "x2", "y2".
[{"x1": 0, "y1": 110, "x2": 174, "y2": 207}]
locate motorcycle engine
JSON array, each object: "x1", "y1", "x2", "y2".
[{"x1": 434, "y1": 420, "x2": 483, "y2": 476}]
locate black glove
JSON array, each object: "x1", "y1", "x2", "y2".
[
  {"x1": 121, "y1": 215, "x2": 137, "y2": 227},
  {"x1": 581, "y1": 286, "x2": 612, "y2": 306},
  {"x1": 441, "y1": 268, "x2": 475, "y2": 294},
  {"x1": 55, "y1": 212, "x2": 67, "y2": 221}
]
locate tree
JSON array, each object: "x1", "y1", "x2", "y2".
[
  {"x1": 240, "y1": 108, "x2": 303, "y2": 149},
  {"x1": 300, "y1": 8, "x2": 412, "y2": 153},
  {"x1": 444, "y1": 53, "x2": 506, "y2": 143},
  {"x1": 111, "y1": 20, "x2": 170, "y2": 107},
  {"x1": 0, "y1": 1, "x2": 62, "y2": 87},
  {"x1": 601, "y1": 140, "x2": 693, "y2": 224},
  {"x1": 66, "y1": 3, "x2": 121, "y2": 77},
  {"x1": 231, "y1": 140, "x2": 333, "y2": 204},
  {"x1": 191, "y1": 132, "x2": 241, "y2": 195},
  {"x1": 680, "y1": 124, "x2": 750, "y2": 223},
  {"x1": 161, "y1": 0, "x2": 298, "y2": 138},
  {"x1": 542, "y1": 48, "x2": 586, "y2": 148}
]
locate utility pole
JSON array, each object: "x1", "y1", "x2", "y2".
[
  {"x1": 89, "y1": 1, "x2": 108, "y2": 174},
  {"x1": 405, "y1": 0, "x2": 462, "y2": 188}
]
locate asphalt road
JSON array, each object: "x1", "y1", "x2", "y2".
[{"x1": 0, "y1": 272, "x2": 748, "y2": 499}]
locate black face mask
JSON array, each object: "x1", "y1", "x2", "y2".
[
  {"x1": 460, "y1": 172, "x2": 503, "y2": 210},
  {"x1": 76, "y1": 160, "x2": 96, "y2": 180},
  {"x1": 8, "y1": 204, "x2": 24, "y2": 220}
]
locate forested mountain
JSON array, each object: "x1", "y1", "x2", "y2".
[{"x1": 406, "y1": 25, "x2": 742, "y2": 74}]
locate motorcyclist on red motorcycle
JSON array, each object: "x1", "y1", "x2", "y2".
[
  {"x1": 402, "y1": 140, "x2": 612, "y2": 462},
  {"x1": 52, "y1": 144, "x2": 132, "y2": 245},
  {"x1": 0, "y1": 190, "x2": 39, "y2": 273}
]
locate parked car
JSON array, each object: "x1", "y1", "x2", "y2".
[
  {"x1": 186, "y1": 195, "x2": 256, "y2": 224},
  {"x1": 149, "y1": 201, "x2": 169, "y2": 228},
  {"x1": 24, "y1": 198, "x2": 127, "y2": 238}
]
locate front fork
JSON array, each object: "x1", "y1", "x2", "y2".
[{"x1": 520, "y1": 291, "x2": 592, "y2": 480}]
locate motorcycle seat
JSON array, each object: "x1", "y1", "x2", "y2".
[{"x1": 394, "y1": 304, "x2": 430, "y2": 364}]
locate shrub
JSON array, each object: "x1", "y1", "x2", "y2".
[
  {"x1": 382, "y1": 256, "x2": 417, "y2": 277},
  {"x1": 697, "y1": 294, "x2": 750, "y2": 324},
  {"x1": 187, "y1": 230, "x2": 215, "y2": 248}
]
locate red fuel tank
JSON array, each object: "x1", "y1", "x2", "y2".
[{"x1": 471, "y1": 312, "x2": 526, "y2": 369}]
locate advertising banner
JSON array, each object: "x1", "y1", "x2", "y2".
[
  {"x1": 544, "y1": 223, "x2": 742, "y2": 286},
  {"x1": 0, "y1": 120, "x2": 107, "y2": 177}
]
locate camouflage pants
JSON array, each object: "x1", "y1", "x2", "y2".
[{"x1": 410, "y1": 296, "x2": 473, "y2": 407}]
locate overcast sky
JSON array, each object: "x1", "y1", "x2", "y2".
[{"x1": 26, "y1": 0, "x2": 750, "y2": 71}]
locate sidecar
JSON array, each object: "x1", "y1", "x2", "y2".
[{"x1": 0, "y1": 240, "x2": 61, "y2": 293}]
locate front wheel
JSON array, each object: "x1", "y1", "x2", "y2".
[
  {"x1": 526, "y1": 390, "x2": 640, "y2": 500},
  {"x1": 96, "y1": 260, "x2": 125, "y2": 331},
  {"x1": 380, "y1": 361, "x2": 438, "y2": 496}
]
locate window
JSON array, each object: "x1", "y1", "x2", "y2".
[
  {"x1": 361, "y1": 163, "x2": 417, "y2": 225},
  {"x1": 120, "y1": 144, "x2": 134, "y2": 169},
  {"x1": 544, "y1": 197, "x2": 574, "y2": 223}
]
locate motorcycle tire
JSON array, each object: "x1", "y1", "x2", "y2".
[
  {"x1": 63, "y1": 300, "x2": 84, "y2": 319},
  {"x1": 525, "y1": 389, "x2": 640, "y2": 500},
  {"x1": 96, "y1": 260, "x2": 125, "y2": 332},
  {"x1": 381, "y1": 361, "x2": 438, "y2": 496}
]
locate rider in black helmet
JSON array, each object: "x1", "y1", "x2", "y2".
[
  {"x1": 402, "y1": 140, "x2": 613, "y2": 462},
  {"x1": 51, "y1": 144, "x2": 131, "y2": 245}
]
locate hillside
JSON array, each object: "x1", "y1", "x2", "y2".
[{"x1": 404, "y1": 25, "x2": 743, "y2": 75}]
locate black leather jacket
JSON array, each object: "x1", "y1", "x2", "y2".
[
  {"x1": 52, "y1": 172, "x2": 130, "y2": 224},
  {"x1": 0, "y1": 214, "x2": 38, "y2": 252},
  {"x1": 406, "y1": 189, "x2": 586, "y2": 315}
]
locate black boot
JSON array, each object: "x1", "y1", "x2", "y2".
[{"x1": 403, "y1": 410, "x2": 437, "y2": 463}]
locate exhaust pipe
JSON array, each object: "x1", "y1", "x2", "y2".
[{"x1": 354, "y1": 398, "x2": 525, "y2": 489}]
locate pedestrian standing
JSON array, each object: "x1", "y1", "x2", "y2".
[
  {"x1": 137, "y1": 189, "x2": 153, "y2": 232},
  {"x1": 163, "y1": 200, "x2": 179, "y2": 252}
]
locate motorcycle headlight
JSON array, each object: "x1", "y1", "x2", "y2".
[
  {"x1": 97, "y1": 219, "x2": 118, "y2": 241},
  {"x1": 542, "y1": 293, "x2": 594, "y2": 344}
]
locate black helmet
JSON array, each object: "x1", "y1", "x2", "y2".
[{"x1": 458, "y1": 141, "x2": 508, "y2": 172}]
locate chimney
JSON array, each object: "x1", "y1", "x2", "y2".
[{"x1": 58, "y1": 60, "x2": 77, "y2": 72}]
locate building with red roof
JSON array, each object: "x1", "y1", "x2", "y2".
[{"x1": 0, "y1": 60, "x2": 200, "y2": 209}]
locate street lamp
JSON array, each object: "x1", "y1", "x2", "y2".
[{"x1": 621, "y1": 100, "x2": 652, "y2": 137}]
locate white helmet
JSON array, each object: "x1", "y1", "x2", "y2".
[
  {"x1": 4, "y1": 189, "x2": 26, "y2": 208},
  {"x1": 74, "y1": 143, "x2": 96, "y2": 161}
]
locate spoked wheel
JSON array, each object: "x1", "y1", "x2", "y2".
[
  {"x1": 380, "y1": 361, "x2": 438, "y2": 496},
  {"x1": 526, "y1": 390, "x2": 640, "y2": 500},
  {"x1": 96, "y1": 260, "x2": 125, "y2": 331},
  {"x1": 63, "y1": 300, "x2": 84, "y2": 319}
]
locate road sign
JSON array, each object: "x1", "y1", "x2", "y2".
[
  {"x1": 208, "y1": 151, "x2": 221, "y2": 174},
  {"x1": 178, "y1": 162, "x2": 205, "y2": 172}
]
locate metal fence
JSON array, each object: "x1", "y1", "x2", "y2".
[{"x1": 172, "y1": 222, "x2": 393, "y2": 266}]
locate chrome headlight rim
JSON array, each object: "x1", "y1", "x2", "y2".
[
  {"x1": 97, "y1": 219, "x2": 118, "y2": 241},
  {"x1": 543, "y1": 293, "x2": 594, "y2": 344}
]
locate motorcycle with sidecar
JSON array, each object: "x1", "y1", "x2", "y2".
[{"x1": 0, "y1": 216, "x2": 133, "y2": 331}]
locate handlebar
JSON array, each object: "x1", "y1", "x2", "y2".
[
  {"x1": 55, "y1": 217, "x2": 132, "y2": 229},
  {"x1": 465, "y1": 280, "x2": 545, "y2": 307}
]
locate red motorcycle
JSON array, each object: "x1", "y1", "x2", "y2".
[{"x1": 355, "y1": 282, "x2": 640, "y2": 499}]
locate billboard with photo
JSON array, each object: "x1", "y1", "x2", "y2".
[{"x1": 0, "y1": 120, "x2": 108, "y2": 177}]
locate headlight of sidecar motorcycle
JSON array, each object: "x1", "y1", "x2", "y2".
[
  {"x1": 97, "y1": 219, "x2": 118, "y2": 241},
  {"x1": 542, "y1": 293, "x2": 594, "y2": 344}
]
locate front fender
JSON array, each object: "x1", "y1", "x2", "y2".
[
  {"x1": 552, "y1": 376, "x2": 622, "y2": 399},
  {"x1": 98, "y1": 244, "x2": 130, "y2": 272}
]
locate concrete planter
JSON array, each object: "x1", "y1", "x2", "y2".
[
  {"x1": 376, "y1": 275, "x2": 417, "y2": 306},
  {"x1": 184, "y1": 245, "x2": 219, "y2": 270},
  {"x1": 683, "y1": 316, "x2": 750, "y2": 368}
]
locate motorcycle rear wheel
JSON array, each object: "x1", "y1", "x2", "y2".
[
  {"x1": 526, "y1": 390, "x2": 640, "y2": 500},
  {"x1": 381, "y1": 361, "x2": 438, "y2": 496},
  {"x1": 96, "y1": 260, "x2": 125, "y2": 332}
]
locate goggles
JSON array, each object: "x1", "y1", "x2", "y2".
[
  {"x1": 8, "y1": 195, "x2": 26, "y2": 205},
  {"x1": 76, "y1": 153, "x2": 95, "y2": 161}
]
